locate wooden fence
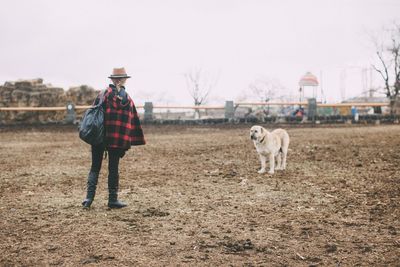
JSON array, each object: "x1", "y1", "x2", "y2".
[{"x1": 0, "y1": 101, "x2": 389, "y2": 112}]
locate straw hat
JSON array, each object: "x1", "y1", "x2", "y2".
[{"x1": 108, "y1": 67, "x2": 131, "y2": 79}]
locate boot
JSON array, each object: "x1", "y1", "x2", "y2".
[
  {"x1": 82, "y1": 171, "x2": 99, "y2": 208},
  {"x1": 108, "y1": 174, "x2": 127, "y2": 209}
]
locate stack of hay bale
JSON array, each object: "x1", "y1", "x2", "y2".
[{"x1": 0, "y1": 79, "x2": 99, "y2": 124}]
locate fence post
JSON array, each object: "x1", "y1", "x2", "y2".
[
  {"x1": 144, "y1": 102, "x2": 153, "y2": 121},
  {"x1": 225, "y1": 101, "x2": 235, "y2": 121},
  {"x1": 65, "y1": 103, "x2": 76, "y2": 124},
  {"x1": 307, "y1": 98, "x2": 317, "y2": 123}
]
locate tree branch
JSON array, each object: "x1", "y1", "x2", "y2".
[{"x1": 373, "y1": 51, "x2": 391, "y2": 97}]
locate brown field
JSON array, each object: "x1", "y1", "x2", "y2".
[{"x1": 0, "y1": 124, "x2": 399, "y2": 266}]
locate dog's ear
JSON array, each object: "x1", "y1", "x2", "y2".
[{"x1": 260, "y1": 127, "x2": 264, "y2": 133}]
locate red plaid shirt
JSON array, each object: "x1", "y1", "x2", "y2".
[{"x1": 94, "y1": 86, "x2": 145, "y2": 150}]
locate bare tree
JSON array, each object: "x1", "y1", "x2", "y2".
[
  {"x1": 249, "y1": 77, "x2": 284, "y2": 102},
  {"x1": 371, "y1": 23, "x2": 400, "y2": 100},
  {"x1": 185, "y1": 68, "x2": 218, "y2": 118},
  {"x1": 247, "y1": 77, "x2": 286, "y2": 118}
]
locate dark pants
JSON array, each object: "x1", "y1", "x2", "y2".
[
  {"x1": 90, "y1": 144, "x2": 124, "y2": 179},
  {"x1": 83, "y1": 144, "x2": 126, "y2": 207}
]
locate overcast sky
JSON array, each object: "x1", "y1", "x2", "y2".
[{"x1": 1, "y1": 0, "x2": 399, "y2": 105}]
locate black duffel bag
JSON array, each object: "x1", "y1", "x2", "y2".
[{"x1": 79, "y1": 90, "x2": 106, "y2": 145}]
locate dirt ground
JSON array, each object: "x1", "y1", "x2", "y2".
[{"x1": 0, "y1": 124, "x2": 399, "y2": 266}]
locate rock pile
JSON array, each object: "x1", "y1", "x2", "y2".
[{"x1": 0, "y1": 79, "x2": 99, "y2": 124}]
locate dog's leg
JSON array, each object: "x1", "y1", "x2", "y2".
[
  {"x1": 268, "y1": 153, "x2": 275, "y2": 174},
  {"x1": 282, "y1": 150, "x2": 287, "y2": 170},
  {"x1": 258, "y1": 155, "x2": 267, "y2": 174},
  {"x1": 276, "y1": 152, "x2": 282, "y2": 170}
]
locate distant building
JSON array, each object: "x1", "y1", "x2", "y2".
[
  {"x1": 299, "y1": 72, "x2": 321, "y2": 102},
  {"x1": 342, "y1": 96, "x2": 389, "y2": 115},
  {"x1": 342, "y1": 96, "x2": 388, "y2": 104}
]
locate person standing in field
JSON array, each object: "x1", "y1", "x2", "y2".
[{"x1": 82, "y1": 67, "x2": 145, "y2": 209}]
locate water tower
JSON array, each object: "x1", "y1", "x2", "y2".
[{"x1": 299, "y1": 72, "x2": 319, "y2": 102}]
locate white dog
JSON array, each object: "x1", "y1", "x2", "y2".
[{"x1": 250, "y1": 125, "x2": 290, "y2": 174}]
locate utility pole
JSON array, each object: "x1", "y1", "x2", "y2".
[{"x1": 340, "y1": 69, "x2": 346, "y2": 101}]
